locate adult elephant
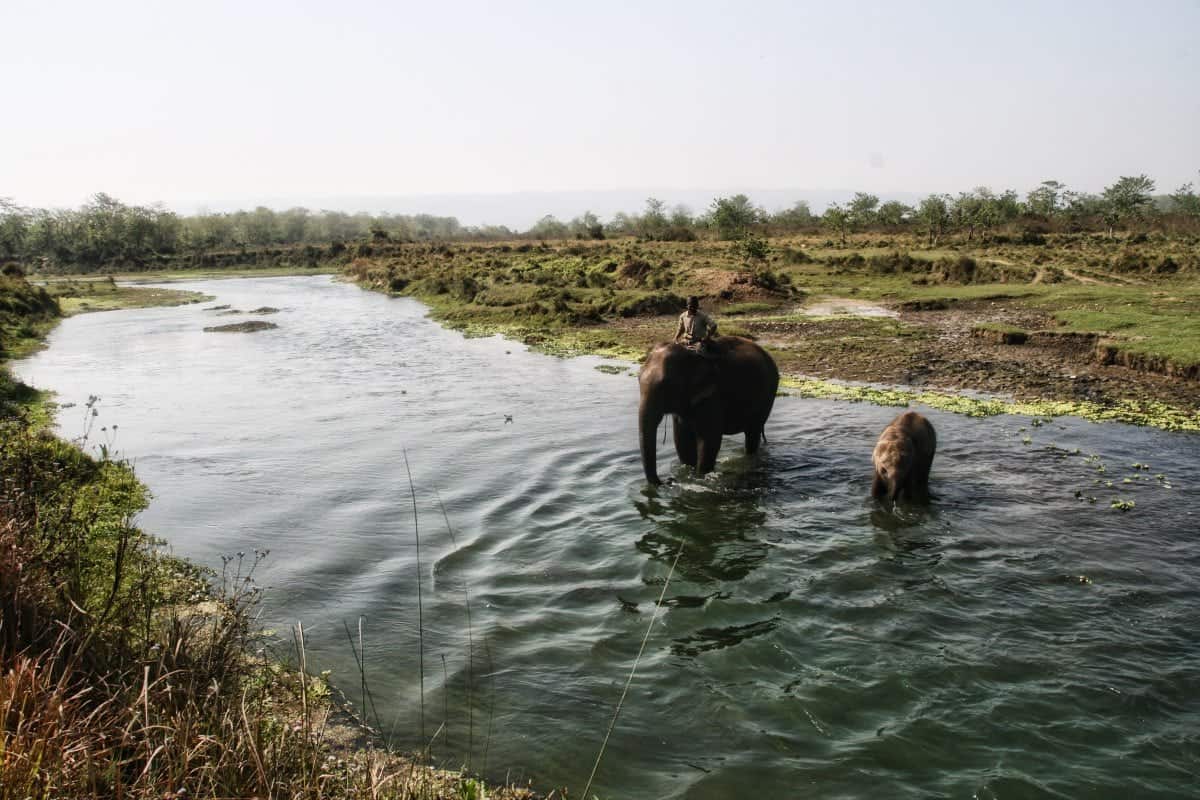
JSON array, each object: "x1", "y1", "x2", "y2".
[{"x1": 639, "y1": 336, "x2": 780, "y2": 485}]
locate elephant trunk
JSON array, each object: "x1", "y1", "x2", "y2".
[{"x1": 639, "y1": 401, "x2": 664, "y2": 485}]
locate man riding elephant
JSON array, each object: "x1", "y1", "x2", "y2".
[{"x1": 674, "y1": 296, "x2": 718, "y2": 353}]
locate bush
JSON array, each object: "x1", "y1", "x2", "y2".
[
  {"x1": 781, "y1": 247, "x2": 813, "y2": 264},
  {"x1": 616, "y1": 291, "x2": 685, "y2": 317},
  {"x1": 1111, "y1": 251, "x2": 1150, "y2": 273},
  {"x1": 934, "y1": 255, "x2": 979, "y2": 283},
  {"x1": 1018, "y1": 229, "x2": 1047, "y2": 245},
  {"x1": 733, "y1": 235, "x2": 769, "y2": 262},
  {"x1": 749, "y1": 269, "x2": 791, "y2": 292},
  {"x1": 618, "y1": 257, "x2": 674, "y2": 288},
  {"x1": 866, "y1": 251, "x2": 921, "y2": 274}
]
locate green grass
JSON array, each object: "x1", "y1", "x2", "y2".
[
  {"x1": 720, "y1": 301, "x2": 780, "y2": 315},
  {"x1": 340, "y1": 235, "x2": 1200, "y2": 366},
  {"x1": 1028, "y1": 282, "x2": 1200, "y2": 367},
  {"x1": 34, "y1": 265, "x2": 337, "y2": 284},
  {"x1": 52, "y1": 283, "x2": 213, "y2": 315}
]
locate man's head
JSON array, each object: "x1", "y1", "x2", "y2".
[{"x1": 686, "y1": 296, "x2": 699, "y2": 313}]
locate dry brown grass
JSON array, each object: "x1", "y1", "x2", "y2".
[{"x1": 0, "y1": 415, "x2": 537, "y2": 800}]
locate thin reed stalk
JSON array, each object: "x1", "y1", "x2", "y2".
[
  {"x1": 581, "y1": 543, "x2": 684, "y2": 800},
  {"x1": 482, "y1": 635, "x2": 497, "y2": 776},
  {"x1": 402, "y1": 448, "x2": 426, "y2": 743},
  {"x1": 435, "y1": 488, "x2": 475, "y2": 770},
  {"x1": 343, "y1": 617, "x2": 385, "y2": 734}
]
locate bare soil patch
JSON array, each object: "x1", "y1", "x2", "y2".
[{"x1": 607, "y1": 296, "x2": 1197, "y2": 410}]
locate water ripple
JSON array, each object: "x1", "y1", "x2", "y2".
[{"x1": 13, "y1": 275, "x2": 1200, "y2": 799}]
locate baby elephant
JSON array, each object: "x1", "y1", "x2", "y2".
[{"x1": 871, "y1": 411, "x2": 937, "y2": 503}]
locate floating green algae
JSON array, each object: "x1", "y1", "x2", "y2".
[{"x1": 780, "y1": 377, "x2": 1200, "y2": 432}]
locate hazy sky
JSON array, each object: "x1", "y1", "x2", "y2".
[{"x1": 3, "y1": 0, "x2": 1198, "y2": 216}]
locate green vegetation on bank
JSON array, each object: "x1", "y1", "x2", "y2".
[
  {"x1": 339, "y1": 231, "x2": 1199, "y2": 430},
  {"x1": 1, "y1": 275, "x2": 533, "y2": 800},
  {"x1": 340, "y1": 233, "x2": 1200, "y2": 362},
  {"x1": 47, "y1": 276, "x2": 213, "y2": 315}
]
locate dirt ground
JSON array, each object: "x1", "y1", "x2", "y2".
[{"x1": 607, "y1": 296, "x2": 1199, "y2": 411}]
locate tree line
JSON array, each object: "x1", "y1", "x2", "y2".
[
  {"x1": 0, "y1": 194, "x2": 495, "y2": 272},
  {"x1": 2, "y1": 173, "x2": 1198, "y2": 272}
]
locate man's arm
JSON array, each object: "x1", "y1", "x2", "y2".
[
  {"x1": 675, "y1": 316, "x2": 686, "y2": 341},
  {"x1": 703, "y1": 314, "x2": 718, "y2": 341}
]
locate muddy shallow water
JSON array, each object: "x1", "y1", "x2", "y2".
[{"x1": 15, "y1": 275, "x2": 1200, "y2": 798}]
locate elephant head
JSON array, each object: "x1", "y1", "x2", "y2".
[
  {"x1": 638, "y1": 338, "x2": 779, "y2": 485},
  {"x1": 871, "y1": 411, "x2": 937, "y2": 503},
  {"x1": 639, "y1": 344, "x2": 720, "y2": 485}
]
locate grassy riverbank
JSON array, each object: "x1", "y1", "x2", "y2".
[
  {"x1": 0, "y1": 275, "x2": 537, "y2": 799},
  {"x1": 341, "y1": 233, "x2": 1200, "y2": 431}
]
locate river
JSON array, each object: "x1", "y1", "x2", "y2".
[{"x1": 14, "y1": 275, "x2": 1200, "y2": 798}]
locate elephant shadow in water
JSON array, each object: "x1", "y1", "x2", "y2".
[
  {"x1": 633, "y1": 483, "x2": 771, "y2": 585},
  {"x1": 638, "y1": 336, "x2": 780, "y2": 485}
]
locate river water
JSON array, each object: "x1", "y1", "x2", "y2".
[{"x1": 14, "y1": 276, "x2": 1200, "y2": 798}]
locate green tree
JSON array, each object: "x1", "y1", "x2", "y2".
[
  {"x1": 529, "y1": 214, "x2": 568, "y2": 239},
  {"x1": 771, "y1": 200, "x2": 815, "y2": 229},
  {"x1": 569, "y1": 210, "x2": 605, "y2": 239},
  {"x1": 637, "y1": 197, "x2": 668, "y2": 239},
  {"x1": 608, "y1": 212, "x2": 635, "y2": 237},
  {"x1": 709, "y1": 195, "x2": 761, "y2": 240},
  {"x1": 1101, "y1": 174, "x2": 1156, "y2": 236},
  {"x1": 1060, "y1": 192, "x2": 1104, "y2": 229},
  {"x1": 280, "y1": 208, "x2": 311, "y2": 243},
  {"x1": 0, "y1": 198, "x2": 28, "y2": 261},
  {"x1": 953, "y1": 189, "x2": 997, "y2": 242},
  {"x1": 987, "y1": 190, "x2": 1022, "y2": 229},
  {"x1": 1026, "y1": 180, "x2": 1066, "y2": 217},
  {"x1": 847, "y1": 192, "x2": 879, "y2": 231},
  {"x1": 914, "y1": 194, "x2": 951, "y2": 246},
  {"x1": 1170, "y1": 179, "x2": 1200, "y2": 217},
  {"x1": 876, "y1": 200, "x2": 912, "y2": 228},
  {"x1": 821, "y1": 203, "x2": 851, "y2": 245},
  {"x1": 669, "y1": 204, "x2": 694, "y2": 229}
]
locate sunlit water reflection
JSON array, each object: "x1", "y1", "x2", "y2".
[{"x1": 15, "y1": 276, "x2": 1200, "y2": 798}]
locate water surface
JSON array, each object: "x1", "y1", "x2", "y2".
[{"x1": 15, "y1": 276, "x2": 1200, "y2": 798}]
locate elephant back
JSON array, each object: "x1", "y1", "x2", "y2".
[{"x1": 711, "y1": 337, "x2": 779, "y2": 428}]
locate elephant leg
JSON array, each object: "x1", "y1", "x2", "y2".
[
  {"x1": 745, "y1": 426, "x2": 763, "y2": 455},
  {"x1": 672, "y1": 414, "x2": 698, "y2": 467},
  {"x1": 696, "y1": 434, "x2": 723, "y2": 476}
]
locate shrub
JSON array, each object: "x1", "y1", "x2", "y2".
[
  {"x1": 1154, "y1": 257, "x2": 1179, "y2": 275},
  {"x1": 1111, "y1": 251, "x2": 1150, "y2": 273},
  {"x1": 866, "y1": 251, "x2": 921, "y2": 274},
  {"x1": 733, "y1": 235, "x2": 770, "y2": 262},
  {"x1": 1018, "y1": 229, "x2": 1047, "y2": 245},
  {"x1": 749, "y1": 269, "x2": 791, "y2": 292},
  {"x1": 781, "y1": 247, "x2": 812, "y2": 264},
  {"x1": 616, "y1": 291, "x2": 685, "y2": 317}
]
